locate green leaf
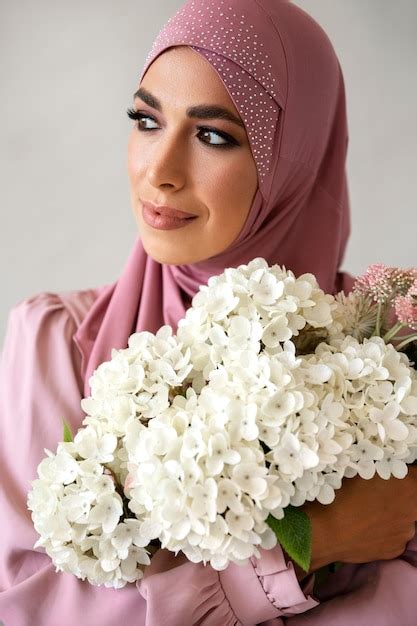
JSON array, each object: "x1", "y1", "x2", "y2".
[
  {"x1": 266, "y1": 505, "x2": 312, "y2": 572},
  {"x1": 62, "y1": 418, "x2": 74, "y2": 443}
]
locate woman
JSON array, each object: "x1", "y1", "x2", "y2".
[{"x1": 1, "y1": 1, "x2": 417, "y2": 624}]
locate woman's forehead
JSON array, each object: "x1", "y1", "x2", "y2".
[{"x1": 139, "y1": 46, "x2": 242, "y2": 114}]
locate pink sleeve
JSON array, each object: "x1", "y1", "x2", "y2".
[
  {"x1": 219, "y1": 547, "x2": 319, "y2": 623},
  {"x1": 139, "y1": 547, "x2": 318, "y2": 625}
]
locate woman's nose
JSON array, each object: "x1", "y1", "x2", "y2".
[{"x1": 146, "y1": 131, "x2": 187, "y2": 190}]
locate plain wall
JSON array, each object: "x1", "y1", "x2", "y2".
[{"x1": 1, "y1": 0, "x2": 416, "y2": 344}]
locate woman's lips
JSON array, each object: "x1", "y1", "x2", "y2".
[{"x1": 142, "y1": 202, "x2": 198, "y2": 231}]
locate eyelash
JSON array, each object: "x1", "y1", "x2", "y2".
[{"x1": 126, "y1": 107, "x2": 238, "y2": 149}]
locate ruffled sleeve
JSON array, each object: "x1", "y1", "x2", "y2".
[
  {"x1": 139, "y1": 547, "x2": 319, "y2": 626},
  {"x1": 220, "y1": 548, "x2": 318, "y2": 623},
  {"x1": 139, "y1": 533, "x2": 417, "y2": 626}
]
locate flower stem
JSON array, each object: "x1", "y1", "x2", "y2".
[
  {"x1": 393, "y1": 332, "x2": 417, "y2": 341},
  {"x1": 374, "y1": 301, "x2": 383, "y2": 336},
  {"x1": 395, "y1": 336, "x2": 417, "y2": 351},
  {"x1": 383, "y1": 321, "x2": 404, "y2": 343}
]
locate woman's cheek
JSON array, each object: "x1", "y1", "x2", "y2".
[
  {"x1": 224, "y1": 159, "x2": 255, "y2": 204},
  {"x1": 204, "y1": 159, "x2": 242, "y2": 195}
]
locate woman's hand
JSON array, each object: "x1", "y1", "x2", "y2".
[{"x1": 301, "y1": 465, "x2": 417, "y2": 574}]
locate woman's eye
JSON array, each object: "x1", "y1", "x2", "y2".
[
  {"x1": 127, "y1": 108, "x2": 159, "y2": 130},
  {"x1": 198, "y1": 128, "x2": 231, "y2": 146},
  {"x1": 126, "y1": 108, "x2": 238, "y2": 148},
  {"x1": 135, "y1": 113, "x2": 159, "y2": 130}
]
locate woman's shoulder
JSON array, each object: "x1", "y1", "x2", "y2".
[
  {"x1": 1, "y1": 287, "x2": 109, "y2": 445},
  {"x1": 5, "y1": 285, "x2": 105, "y2": 338},
  {"x1": 1, "y1": 286, "x2": 108, "y2": 381}
]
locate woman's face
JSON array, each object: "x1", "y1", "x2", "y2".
[{"x1": 127, "y1": 46, "x2": 258, "y2": 265}]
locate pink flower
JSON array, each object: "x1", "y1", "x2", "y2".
[
  {"x1": 354, "y1": 265, "x2": 417, "y2": 305},
  {"x1": 394, "y1": 280, "x2": 417, "y2": 330},
  {"x1": 390, "y1": 268, "x2": 417, "y2": 295},
  {"x1": 353, "y1": 264, "x2": 393, "y2": 304}
]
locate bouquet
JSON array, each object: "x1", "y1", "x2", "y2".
[{"x1": 27, "y1": 260, "x2": 417, "y2": 588}]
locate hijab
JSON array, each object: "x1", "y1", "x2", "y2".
[{"x1": 75, "y1": 0, "x2": 355, "y2": 397}]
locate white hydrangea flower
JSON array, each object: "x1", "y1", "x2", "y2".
[
  {"x1": 349, "y1": 440, "x2": 384, "y2": 479},
  {"x1": 74, "y1": 426, "x2": 118, "y2": 463},
  {"x1": 29, "y1": 258, "x2": 417, "y2": 579},
  {"x1": 27, "y1": 441, "x2": 151, "y2": 588},
  {"x1": 375, "y1": 450, "x2": 409, "y2": 479},
  {"x1": 206, "y1": 433, "x2": 241, "y2": 475},
  {"x1": 124, "y1": 279, "x2": 417, "y2": 569}
]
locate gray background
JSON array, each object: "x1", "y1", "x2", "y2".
[{"x1": 1, "y1": 0, "x2": 416, "y2": 343}]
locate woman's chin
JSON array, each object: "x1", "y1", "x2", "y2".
[{"x1": 140, "y1": 239, "x2": 198, "y2": 265}]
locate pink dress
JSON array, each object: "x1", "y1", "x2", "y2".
[{"x1": 1, "y1": 290, "x2": 417, "y2": 626}]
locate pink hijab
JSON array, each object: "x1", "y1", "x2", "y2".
[{"x1": 75, "y1": 0, "x2": 354, "y2": 396}]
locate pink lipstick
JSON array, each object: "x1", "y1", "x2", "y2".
[{"x1": 142, "y1": 201, "x2": 198, "y2": 231}]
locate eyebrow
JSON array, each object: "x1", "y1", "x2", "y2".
[{"x1": 133, "y1": 87, "x2": 246, "y2": 129}]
